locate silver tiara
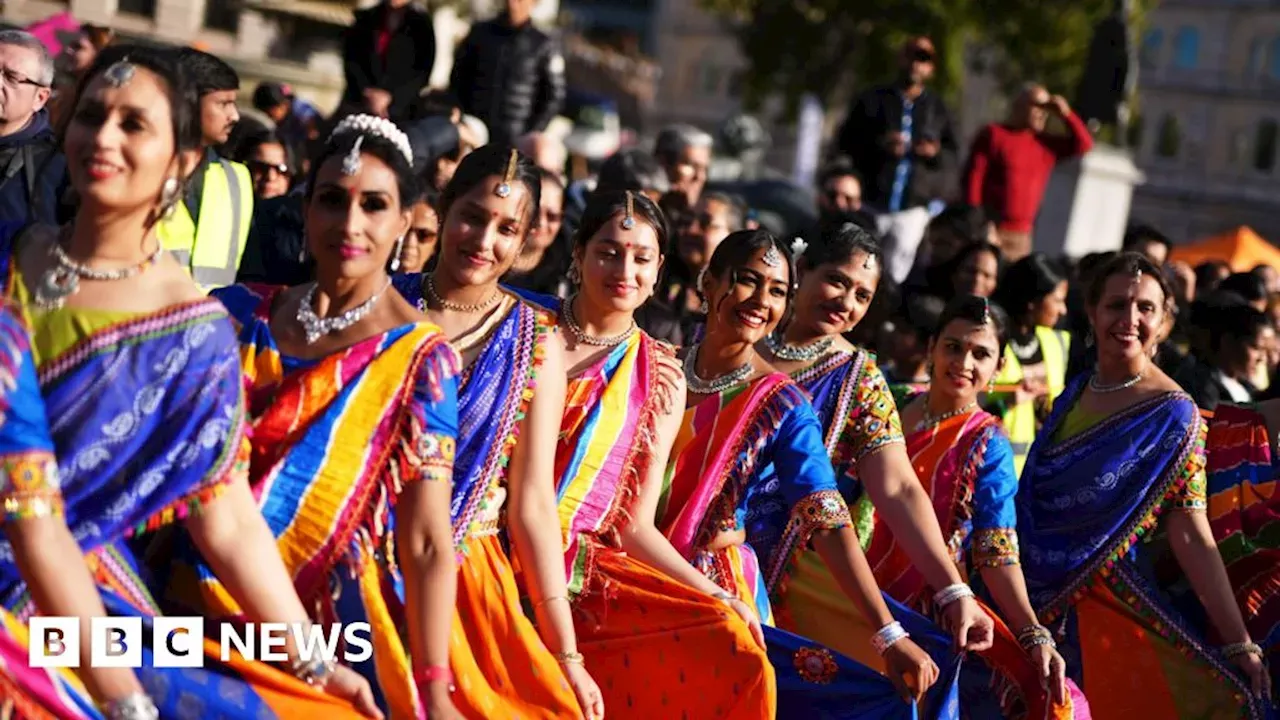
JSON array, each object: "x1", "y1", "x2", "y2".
[{"x1": 328, "y1": 114, "x2": 414, "y2": 167}]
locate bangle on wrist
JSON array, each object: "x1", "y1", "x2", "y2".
[
  {"x1": 554, "y1": 650, "x2": 586, "y2": 666},
  {"x1": 932, "y1": 583, "x2": 975, "y2": 609},
  {"x1": 414, "y1": 664, "x2": 456, "y2": 692},
  {"x1": 103, "y1": 694, "x2": 159, "y2": 720},
  {"x1": 290, "y1": 654, "x2": 337, "y2": 689},
  {"x1": 534, "y1": 595, "x2": 569, "y2": 610},
  {"x1": 1222, "y1": 641, "x2": 1264, "y2": 661},
  {"x1": 870, "y1": 621, "x2": 910, "y2": 656},
  {"x1": 711, "y1": 590, "x2": 735, "y2": 603},
  {"x1": 1016, "y1": 624, "x2": 1057, "y2": 653}
]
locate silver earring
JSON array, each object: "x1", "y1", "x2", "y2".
[
  {"x1": 568, "y1": 264, "x2": 582, "y2": 285},
  {"x1": 1085, "y1": 329, "x2": 1094, "y2": 348},
  {"x1": 159, "y1": 177, "x2": 179, "y2": 218},
  {"x1": 389, "y1": 235, "x2": 404, "y2": 272}
]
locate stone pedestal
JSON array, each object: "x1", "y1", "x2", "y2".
[{"x1": 1033, "y1": 144, "x2": 1146, "y2": 258}]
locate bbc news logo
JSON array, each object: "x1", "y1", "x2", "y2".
[{"x1": 29, "y1": 618, "x2": 373, "y2": 668}]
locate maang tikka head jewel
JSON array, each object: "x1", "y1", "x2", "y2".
[
  {"x1": 327, "y1": 114, "x2": 414, "y2": 176},
  {"x1": 495, "y1": 149, "x2": 518, "y2": 198},
  {"x1": 341, "y1": 136, "x2": 365, "y2": 176},
  {"x1": 762, "y1": 241, "x2": 783, "y2": 268},
  {"x1": 620, "y1": 191, "x2": 636, "y2": 230},
  {"x1": 103, "y1": 58, "x2": 135, "y2": 88}
]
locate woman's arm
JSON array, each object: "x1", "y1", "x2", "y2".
[{"x1": 1167, "y1": 510, "x2": 1251, "y2": 644}]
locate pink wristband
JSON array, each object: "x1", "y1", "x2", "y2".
[{"x1": 413, "y1": 665, "x2": 454, "y2": 687}]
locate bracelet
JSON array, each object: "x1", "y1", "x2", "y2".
[
  {"x1": 870, "y1": 621, "x2": 910, "y2": 656},
  {"x1": 932, "y1": 583, "x2": 975, "y2": 609},
  {"x1": 534, "y1": 595, "x2": 569, "y2": 610},
  {"x1": 103, "y1": 694, "x2": 159, "y2": 720},
  {"x1": 413, "y1": 664, "x2": 455, "y2": 690},
  {"x1": 554, "y1": 650, "x2": 586, "y2": 666},
  {"x1": 1016, "y1": 624, "x2": 1057, "y2": 653},
  {"x1": 1222, "y1": 642, "x2": 1264, "y2": 661},
  {"x1": 291, "y1": 655, "x2": 337, "y2": 688},
  {"x1": 711, "y1": 590, "x2": 735, "y2": 603}
]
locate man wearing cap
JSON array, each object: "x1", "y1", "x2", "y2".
[{"x1": 835, "y1": 36, "x2": 959, "y2": 283}]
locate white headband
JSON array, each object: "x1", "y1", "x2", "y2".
[{"x1": 328, "y1": 114, "x2": 414, "y2": 167}]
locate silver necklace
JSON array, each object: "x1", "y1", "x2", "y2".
[
  {"x1": 766, "y1": 333, "x2": 834, "y2": 362},
  {"x1": 296, "y1": 280, "x2": 390, "y2": 344},
  {"x1": 684, "y1": 343, "x2": 754, "y2": 395},
  {"x1": 915, "y1": 392, "x2": 977, "y2": 431},
  {"x1": 1008, "y1": 333, "x2": 1041, "y2": 362},
  {"x1": 1088, "y1": 368, "x2": 1144, "y2": 394},
  {"x1": 424, "y1": 275, "x2": 500, "y2": 313},
  {"x1": 36, "y1": 239, "x2": 164, "y2": 310},
  {"x1": 561, "y1": 295, "x2": 636, "y2": 347}
]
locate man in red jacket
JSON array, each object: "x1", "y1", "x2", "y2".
[{"x1": 962, "y1": 84, "x2": 1093, "y2": 261}]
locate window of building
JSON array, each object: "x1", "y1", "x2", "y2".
[
  {"x1": 1230, "y1": 128, "x2": 1251, "y2": 167},
  {"x1": 1156, "y1": 114, "x2": 1181, "y2": 158},
  {"x1": 1255, "y1": 119, "x2": 1278, "y2": 172},
  {"x1": 1140, "y1": 28, "x2": 1163, "y2": 70},
  {"x1": 1270, "y1": 37, "x2": 1280, "y2": 78},
  {"x1": 204, "y1": 2, "x2": 239, "y2": 32},
  {"x1": 1172, "y1": 26, "x2": 1200, "y2": 69},
  {"x1": 117, "y1": 0, "x2": 156, "y2": 18}
]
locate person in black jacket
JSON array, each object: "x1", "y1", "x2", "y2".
[
  {"x1": 448, "y1": 0, "x2": 566, "y2": 147},
  {"x1": 342, "y1": 0, "x2": 436, "y2": 122}
]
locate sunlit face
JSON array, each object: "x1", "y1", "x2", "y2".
[
  {"x1": 247, "y1": 141, "x2": 291, "y2": 199},
  {"x1": 1240, "y1": 325, "x2": 1275, "y2": 380},
  {"x1": 678, "y1": 197, "x2": 732, "y2": 273},
  {"x1": 1016, "y1": 86, "x2": 1050, "y2": 132},
  {"x1": 200, "y1": 89, "x2": 239, "y2": 146},
  {"x1": 1030, "y1": 280, "x2": 1069, "y2": 328},
  {"x1": 955, "y1": 249, "x2": 999, "y2": 298},
  {"x1": 0, "y1": 43, "x2": 51, "y2": 131},
  {"x1": 1133, "y1": 239, "x2": 1168, "y2": 267},
  {"x1": 820, "y1": 175, "x2": 862, "y2": 214},
  {"x1": 437, "y1": 176, "x2": 534, "y2": 288},
  {"x1": 527, "y1": 177, "x2": 564, "y2": 253},
  {"x1": 928, "y1": 318, "x2": 1002, "y2": 402},
  {"x1": 304, "y1": 152, "x2": 410, "y2": 280},
  {"x1": 1088, "y1": 273, "x2": 1169, "y2": 363},
  {"x1": 669, "y1": 144, "x2": 710, "y2": 203},
  {"x1": 434, "y1": 154, "x2": 459, "y2": 192},
  {"x1": 576, "y1": 212, "x2": 663, "y2": 315},
  {"x1": 702, "y1": 247, "x2": 791, "y2": 345},
  {"x1": 63, "y1": 33, "x2": 99, "y2": 76},
  {"x1": 64, "y1": 66, "x2": 182, "y2": 214},
  {"x1": 399, "y1": 201, "x2": 438, "y2": 274},
  {"x1": 793, "y1": 250, "x2": 880, "y2": 338}
]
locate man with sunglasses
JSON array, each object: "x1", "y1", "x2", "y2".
[
  {"x1": 0, "y1": 29, "x2": 65, "y2": 226},
  {"x1": 834, "y1": 36, "x2": 959, "y2": 284},
  {"x1": 962, "y1": 83, "x2": 1094, "y2": 262}
]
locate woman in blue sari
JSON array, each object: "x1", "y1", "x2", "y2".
[
  {"x1": 0, "y1": 47, "x2": 378, "y2": 719},
  {"x1": 1018, "y1": 251, "x2": 1271, "y2": 719}
]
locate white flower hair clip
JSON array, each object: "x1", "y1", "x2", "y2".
[
  {"x1": 328, "y1": 114, "x2": 415, "y2": 168},
  {"x1": 791, "y1": 237, "x2": 808, "y2": 257}
]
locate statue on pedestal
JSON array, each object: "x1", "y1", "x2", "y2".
[{"x1": 1075, "y1": 0, "x2": 1137, "y2": 147}]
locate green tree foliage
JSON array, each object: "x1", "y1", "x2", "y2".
[{"x1": 698, "y1": 0, "x2": 1151, "y2": 115}]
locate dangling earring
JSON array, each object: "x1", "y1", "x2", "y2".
[
  {"x1": 698, "y1": 293, "x2": 709, "y2": 314},
  {"x1": 568, "y1": 264, "x2": 582, "y2": 286},
  {"x1": 159, "y1": 177, "x2": 179, "y2": 218},
  {"x1": 987, "y1": 376, "x2": 996, "y2": 393},
  {"x1": 1085, "y1": 329, "x2": 1094, "y2": 348},
  {"x1": 389, "y1": 235, "x2": 404, "y2": 273}
]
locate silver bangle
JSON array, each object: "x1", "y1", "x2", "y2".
[
  {"x1": 104, "y1": 694, "x2": 159, "y2": 720},
  {"x1": 932, "y1": 583, "x2": 975, "y2": 609},
  {"x1": 870, "y1": 621, "x2": 910, "y2": 655},
  {"x1": 291, "y1": 655, "x2": 337, "y2": 688}
]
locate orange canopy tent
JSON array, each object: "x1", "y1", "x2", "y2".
[{"x1": 1169, "y1": 226, "x2": 1280, "y2": 272}]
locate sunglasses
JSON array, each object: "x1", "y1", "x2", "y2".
[
  {"x1": 407, "y1": 228, "x2": 438, "y2": 244},
  {"x1": 910, "y1": 48, "x2": 935, "y2": 63},
  {"x1": 247, "y1": 160, "x2": 291, "y2": 176}
]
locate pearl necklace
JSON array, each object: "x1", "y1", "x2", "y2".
[
  {"x1": 684, "y1": 344, "x2": 754, "y2": 395},
  {"x1": 561, "y1": 295, "x2": 636, "y2": 347},
  {"x1": 424, "y1": 275, "x2": 500, "y2": 314},
  {"x1": 915, "y1": 393, "x2": 978, "y2": 431},
  {"x1": 1008, "y1": 333, "x2": 1041, "y2": 362},
  {"x1": 1088, "y1": 368, "x2": 1144, "y2": 394},
  {"x1": 765, "y1": 333, "x2": 834, "y2": 362},
  {"x1": 296, "y1": 280, "x2": 390, "y2": 344},
  {"x1": 36, "y1": 239, "x2": 165, "y2": 310}
]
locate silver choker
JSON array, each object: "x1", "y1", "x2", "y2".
[
  {"x1": 915, "y1": 393, "x2": 978, "y2": 432},
  {"x1": 766, "y1": 334, "x2": 834, "y2": 362},
  {"x1": 36, "y1": 239, "x2": 165, "y2": 310},
  {"x1": 684, "y1": 343, "x2": 754, "y2": 395},
  {"x1": 561, "y1": 295, "x2": 636, "y2": 347},
  {"x1": 296, "y1": 280, "x2": 390, "y2": 344},
  {"x1": 1088, "y1": 368, "x2": 1144, "y2": 394}
]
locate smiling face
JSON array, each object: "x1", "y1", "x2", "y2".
[
  {"x1": 576, "y1": 212, "x2": 663, "y2": 315},
  {"x1": 399, "y1": 200, "x2": 438, "y2": 274},
  {"x1": 793, "y1": 250, "x2": 880, "y2": 338},
  {"x1": 1088, "y1": 272, "x2": 1169, "y2": 364},
  {"x1": 437, "y1": 176, "x2": 534, "y2": 288},
  {"x1": 304, "y1": 151, "x2": 410, "y2": 280},
  {"x1": 702, "y1": 246, "x2": 791, "y2": 345},
  {"x1": 63, "y1": 65, "x2": 183, "y2": 214},
  {"x1": 928, "y1": 318, "x2": 1003, "y2": 403}
]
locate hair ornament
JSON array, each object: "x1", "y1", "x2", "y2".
[
  {"x1": 341, "y1": 135, "x2": 365, "y2": 176},
  {"x1": 103, "y1": 59, "x2": 135, "y2": 88},
  {"x1": 621, "y1": 190, "x2": 636, "y2": 230},
  {"x1": 863, "y1": 253, "x2": 877, "y2": 271},
  {"x1": 791, "y1": 237, "x2": 808, "y2": 257},
  {"x1": 328, "y1": 114, "x2": 414, "y2": 166},
  {"x1": 496, "y1": 149, "x2": 518, "y2": 198},
  {"x1": 980, "y1": 296, "x2": 992, "y2": 325},
  {"x1": 762, "y1": 242, "x2": 783, "y2": 268}
]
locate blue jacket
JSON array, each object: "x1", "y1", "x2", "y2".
[{"x1": 0, "y1": 110, "x2": 66, "y2": 226}]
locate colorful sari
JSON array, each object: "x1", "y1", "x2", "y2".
[
  {"x1": 1018, "y1": 376, "x2": 1268, "y2": 720},
  {"x1": 394, "y1": 275, "x2": 581, "y2": 719},
  {"x1": 1202, "y1": 404, "x2": 1280, "y2": 688},
  {"x1": 0, "y1": 225, "x2": 370, "y2": 718},
  {"x1": 159, "y1": 283, "x2": 460, "y2": 719},
  {"x1": 661, "y1": 371, "x2": 960, "y2": 719}
]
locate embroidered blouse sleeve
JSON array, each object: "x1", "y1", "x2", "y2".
[
  {"x1": 842, "y1": 361, "x2": 905, "y2": 463},
  {"x1": 775, "y1": 399, "x2": 854, "y2": 536},
  {"x1": 970, "y1": 428, "x2": 1021, "y2": 568},
  {"x1": 1172, "y1": 419, "x2": 1208, "y2": 512},
  {"x1": 0, "y1": 310, "x2": 61, "y2": 523},
  {"x1": 397, "y1": 340, "x2": 461, "y2": 488}
]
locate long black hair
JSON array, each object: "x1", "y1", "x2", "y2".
[{"x1": 994, "y1": 253, "x2": 1064, "y2": 326}]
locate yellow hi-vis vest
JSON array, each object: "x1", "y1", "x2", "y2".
[
  {"x1": 158, "y1": 157, "x2": 252, "y2": 293},
  {"x1": 994, "y1": 325, "x2": 1070, "y2": 476}
]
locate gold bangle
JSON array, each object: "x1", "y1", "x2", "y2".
[
  {"x1": 554, "y1": 650, "x2": 585, "y2": 666},
  {"x1": 533, "y1": 595, "x2": 569, "y2": 610}
]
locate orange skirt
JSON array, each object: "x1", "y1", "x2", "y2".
[
  {"x1": 575, "y1": 549, "x2": 776, "y2": 719},
  {"x1": 450, "y1": 534, "x2": 582, "y2": 719}
]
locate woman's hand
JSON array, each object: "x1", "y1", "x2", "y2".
[
  {"x1": 941, "y1": 596, "x2": 994, "y2": 651},
  {"x1": 653, "y1": 348, "x2": 683, "y2": 415},
  {"x1": 882, "y1": 639, "x2": 939, "y2": 703},
  {"x1": 563, "y1": 662, "x2": 605, "y2": 720},
  {"x1": 1029, "y1": 644, "x2": 1067, "y2": 705},
  {"x1": 723, "y1": 596, "x2": 766, "y2": 649},
  {"x1": 423, "y1": 683, "x2": 464, "y2": 720},
  {"x1": 325, "y1": 665, "x2": 384, "y2": 719},
  {"x1": 1232, "y1": 650, "x2": 1271, "y2": 701}
]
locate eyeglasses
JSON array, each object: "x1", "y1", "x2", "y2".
[
  {"x1": 247, "y1": 160, "x2": 291, "y2": 177},
  {"x1": 0, "y1": 68, "x2": 47, "y2": 90},
  {"x1": 407, "y1": 228, "x2": 437, "y2": 244}
]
